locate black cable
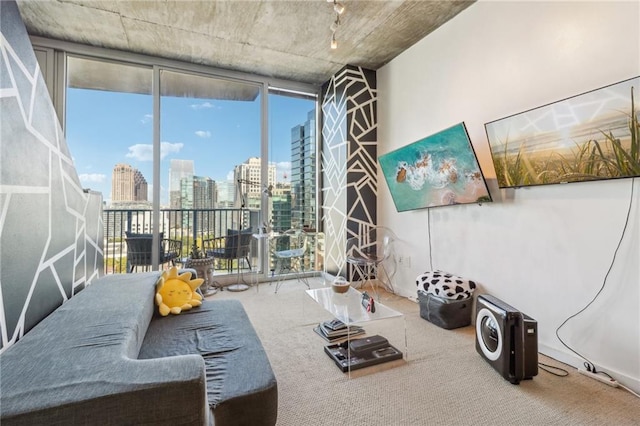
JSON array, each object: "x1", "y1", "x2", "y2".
[
  {"x1": 539, "y1": 362, "x2": 569, "y2": 377},
  {"x1": 427, "y1": 208, "x2": 433, "y2": 270},
  {"x1": 582, "y1": 361, "x2": 615, "y2": 380},
  {"x1": 555, "y1": 178, "x2": 635, "y2": 374}
]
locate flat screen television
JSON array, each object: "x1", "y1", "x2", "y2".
[
  {"x1": 378, "y1": 122, "x2": 492, "y2": 212},
  {"x1": 485, "y1": 76, "x2": 640, "y2": 188}
]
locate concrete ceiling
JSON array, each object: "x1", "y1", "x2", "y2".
[{"x1": 17, "y1": 0, "x2": 473, "y2": 87}]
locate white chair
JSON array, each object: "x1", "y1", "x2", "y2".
[
  {"x1": 346, "y1": 226, "x2": 397, "y2": 298},
  {"x1": 272, "y1": 229, "x2": 310, "y2": 293}
]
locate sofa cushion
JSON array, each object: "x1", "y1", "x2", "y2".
[{"x1": 139, "y1": 299, "x2": 278, "y2": 426}]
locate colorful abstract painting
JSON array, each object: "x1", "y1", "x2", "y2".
[{"x1": 379, "y1": 123, "x2": 491, "y2": 211}]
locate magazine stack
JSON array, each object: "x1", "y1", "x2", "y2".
[{"x1": 313, "y1": 318, "x2": 365, "y2": 342}]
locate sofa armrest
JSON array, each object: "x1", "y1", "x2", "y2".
[
  {"x1": 0, "y1": 273, "x2": 210, "y2": 426},
  {"x1": 2, "y1": 355, "x2": 208, "y2": 426}
]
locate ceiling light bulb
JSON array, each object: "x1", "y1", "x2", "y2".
[
  {"x1": 334, "y1": 2, "x2": 345, "y2": 15},
  {"x1": 330, "y1": 20, "x2": 339, "y2": 32},
  {"x1": 331, "y1": 33, "x2": 337, "y2": 50}
]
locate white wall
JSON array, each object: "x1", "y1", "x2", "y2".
[{"x1": 378, "y1": 0, "x2": 639, "y2": 392}]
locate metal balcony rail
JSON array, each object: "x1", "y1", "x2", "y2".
[
  {"x1": 103, "y1": 208, "x2": 254, "y2": 274},
  {"x1": 103, "y1": 208, "x2": 323, "y2": 277}
]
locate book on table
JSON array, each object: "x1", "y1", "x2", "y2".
[{"x1": 314, "y1": 319, "x2": 365, "y2": 342}]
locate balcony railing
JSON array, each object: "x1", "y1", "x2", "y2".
[
  {"x1": 103, "y1": 208, "x2": 324, "y2": 277},
  {"x1": 103, "y1": 208, "x2": 255, "y2": 274}
]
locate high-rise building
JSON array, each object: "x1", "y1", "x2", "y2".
[
  {"x1": 290, "y1": 110, "x2": 316, "y2": 230},
  {"x1": 216, "y1": 180, "x2": 235, "y2": 208},
  {"x1": 234, "y1": 157, "x2": 276, "y2": 210},
  {"x1": 133, "y1": 169, "x2": 148, "y2": 201},
  {"x1": 111, "y1": 163, "x2": 147, "y2": 202},
  {"x1": 169, "y1": 159, "x2": 194, "y2": 209},
  {"x1": 270, "y1": 183, "x2": 292, "y2": 232},
  {"x1": 180, "y1": 175, "x2": 217, "y2": 209},
  {"x1": 180, "y1": 175, "x2": 217, "y2": 232}
]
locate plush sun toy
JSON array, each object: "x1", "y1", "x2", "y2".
[{"x1": 156, "y1": 267, "x2": 204, "y2": 316}]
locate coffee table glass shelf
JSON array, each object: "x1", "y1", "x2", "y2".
[
  {"x1": 306, "y1": 286, "x2": 403, "y2": 325},
  {"x1": 305, "y1": 286, "x2": 407, "y2": 375}
]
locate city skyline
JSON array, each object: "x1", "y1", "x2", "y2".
[
  {"x1": 101, "y1": 107, "x2": 317, "y2": 230},
  {"x1": 66, "y1": 86, "x2": 315, "y2": 206},
  {"x1": 109, "y1": 156, "x2": 286, "y2": 207}
]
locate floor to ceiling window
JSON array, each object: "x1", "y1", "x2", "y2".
[
  {"x1": 159, "y1": 69, "x2": 261, "y2": 274},
  {"x1": 268, "y1": 90, "x2": 321, "y2": 274},
  {"x1": 55, "y1": 44, "x2": 319, "y2": 277},
  {"x1": 66, "y1": 56, "x2": 153, "y2": 273},
  {"x1": 67, "y1": 57, "x2": 153, "y2": 205}
]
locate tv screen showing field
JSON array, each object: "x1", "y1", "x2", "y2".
[{"x1": 485, "y1": 76, "x2": 640, "y2": 188}]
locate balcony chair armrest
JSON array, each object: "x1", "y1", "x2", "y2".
[
  {"x1": 202, "y1": 237, "x2": 225, "y2": 251},
  {"x1": 162, "y1": 238, "x2": 183, "y2": 258}
]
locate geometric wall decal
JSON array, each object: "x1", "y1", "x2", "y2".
[
  {"x1": 0, "y1": 0, "x2": 103, "y2": 352},
  {"x1": 321, "y1": 65, "x2": 377, "y2": 277}
]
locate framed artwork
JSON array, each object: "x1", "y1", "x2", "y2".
[
  {"x1": 485, "y1": 76, "x2": 640, "y2": 188},
  {"x1": 378, "y1": 122, "x2": 491, "y2": 212}
]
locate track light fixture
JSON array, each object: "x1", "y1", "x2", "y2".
[{"x1": 328, "y1": 0, "x2": 345, "y2": 50}]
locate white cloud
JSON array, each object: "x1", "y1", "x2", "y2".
[
  {"x1": 126, "y1": 142, "x2": 184, "y2": 161},
  {"x1": 78, "y1": 173, "x2": 106, "y2": 183},
  {"x1": 195, "y1": 130, "x2": 211, "y2": 138},
  {"x1": 161, "y1": 142, "x2": 183, "y2": 158},
  {"x1": 226, "y1": 170, "x2": 234, "y2": 181},
  {"x1": 141, "y1": 114, "x2": 153, "y2": 124},
  {"x1": 190, "y1": 102, "x2": 213, "y2": 110},
  {"x1": 126, "y1": 144, "x2": 152, "y2": 161}
]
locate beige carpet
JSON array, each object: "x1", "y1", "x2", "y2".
[{"x1": 212, "y1": 277, "x2": 640, "y2": 425}]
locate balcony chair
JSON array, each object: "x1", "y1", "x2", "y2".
[
  {"x1": 271, "y1": 228, "x2": 310, "y2": 293},
  {"x1": 346, "y1": 226, "x2": 397, "y2": 299},
  {"x1": 203, "y1": 228, "x2": 253, "y2": 275},
  {"x1": 124, "y1": 232, "x2": 182, "y2": 273}
]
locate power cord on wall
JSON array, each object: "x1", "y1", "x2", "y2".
[
  {"x1": 427, "y1": 208, "x2": 433, "y2": 270},
  {"x1": 555, "y1": 178, "x2": 638, "y2": 398}
]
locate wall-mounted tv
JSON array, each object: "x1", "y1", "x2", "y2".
[
  {"x1": 378, "y1": 122, "x2": 492, "y2": 212},
  {"x1": 485, "y1": 76, "x2": 640, "y2": 188}
]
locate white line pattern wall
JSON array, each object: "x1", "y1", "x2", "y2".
[
  {"x1": 0, "y1": 0, "x2": 103, "y2": 351},
  {"x1": 321, "y1": 65, "x2": 377, "y2": 277}
]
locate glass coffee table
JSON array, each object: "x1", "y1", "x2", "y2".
[{"x1": 306, "y1": 286, "x2": 407, "y2": 375}]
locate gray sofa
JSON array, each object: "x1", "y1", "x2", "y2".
[{"x1": 0, "y1": 272, "x2": 277, "y2": 425}]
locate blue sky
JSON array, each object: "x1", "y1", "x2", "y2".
[{"x1": 66, "y1": 88, "x2": 315, "y2": 205}]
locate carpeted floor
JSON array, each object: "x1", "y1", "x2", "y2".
[{"x1": 211, "y1": 277, "x2": 640, "y2": 425}]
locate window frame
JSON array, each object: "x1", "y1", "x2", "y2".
[{"x1": 32, "y1": 35, "x2": 321, "y2": 274}]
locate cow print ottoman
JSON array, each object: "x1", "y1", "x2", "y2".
[
  {"x1": 416, "y1": 271, "x2": 477, "y2": 329},
  {"x1": 416, "y1": 270, "x2": 476, "y2": 300}
]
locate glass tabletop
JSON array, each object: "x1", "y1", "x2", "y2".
[{"x1": 305, "y1": 286, "x2": 403, "y2": 325}]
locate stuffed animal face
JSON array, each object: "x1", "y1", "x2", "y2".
[{"x1": 155, "y1": 267, "x2": 204, "y2": 316}]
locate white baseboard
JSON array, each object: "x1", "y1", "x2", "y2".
[{"x1": 538, "y1": 343, "x2": 640, "y2": 394}]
